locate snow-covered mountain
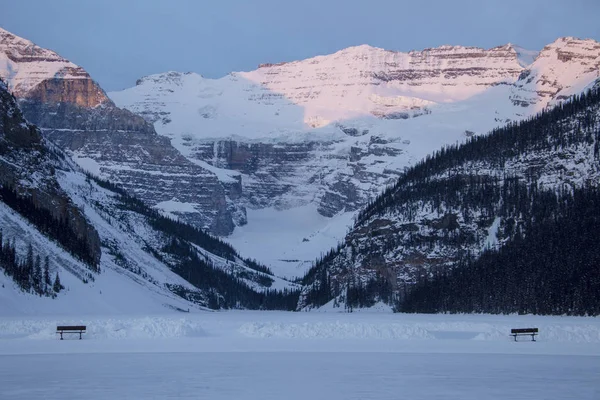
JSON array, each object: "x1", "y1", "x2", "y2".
[
  {"x1": 2, "y1": 25, "x2": 599, "y2": 280},
  {"x1": 110, "y1": 37, "x2": 600, "y2": 278},
  {"x1": 0, "y1": 79, "x2": 296, "y2": 314},
  {"x1": 0, "y1": 27, "x2": 245, "y2": 236}
]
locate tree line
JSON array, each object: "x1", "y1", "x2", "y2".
[
  {"x1": 0, "y1": 184, "x2": 98, "y2": 270},
  {"x1": 399, "y1": 186, "x2": 600, "y2": 315},
  {"x1": 163, "y1": 237, "x2": 299, "y2": 310},
  {"x1": 0, "y1": 231, "x2": 64, "y2": 297}
]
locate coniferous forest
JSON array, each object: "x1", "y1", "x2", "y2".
[
  {"x1": 399, "y1": 186, "x2": 600, "y2": 315},
  {"x1": 357, "y1": 87, "x2": 600, "y2": 226},
  {"x1": 0, "y1": 184, "x2": 99, "y2": 270},
  {"x1": 0, "y1": 230, "x2": 64, "y2": 297}
]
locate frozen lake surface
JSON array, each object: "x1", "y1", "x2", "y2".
[
  {"x1": 1, "y1": 312, "x2": 599, "y2": 399},
  {"x1": 2, "y1": 352, "x2": 598, "y2": 400}
]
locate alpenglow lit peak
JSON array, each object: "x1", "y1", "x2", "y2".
[
  {"x1": 238, "y1": 43, "x2": 526, "y2": 127},
  {"x1": 112, "y1": 43, "x2": 531, "y2": 137},
  {"x1": 0, "y1": 27, "x2": 108, "y2": 106}
]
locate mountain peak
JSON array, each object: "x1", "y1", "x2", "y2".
[
  {"x1": 135, "y1": 71, "x2": 203, "y2": 87},
  {"x1": 0, "y1": 26, "x2": 65, "y2": 62},
  {"x1": 340, "y1": 44, "x2": 382, "y2": 52},
  {"x1": 0, "y1": 26, "x2": 95, "y2": 99},
  {"x1": 543, "y1": 36, "x2": 600, "y2": 51},
  {"x1": 534, "y1": 37, "x2": 600, "y2": 68}
]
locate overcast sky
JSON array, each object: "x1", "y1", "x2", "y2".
[{"x1": 1, "y1": 0, "x2": 599, "y2": 91}]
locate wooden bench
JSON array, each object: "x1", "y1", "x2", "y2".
[
  {"x1": 511, "y1": 328, "x2": 538, "y2": 342},
  {"x1": 56, "y1": 325, "x2": 86, "y2": 340}
]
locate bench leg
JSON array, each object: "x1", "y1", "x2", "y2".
[
  {"x1": 513, "y1": 334, "x2": 517, "y2": 342},
  {"x1": 532, "y1": 334, "x2": 536, "y2": 342},
  {"x1": 60, "y1": 332, "x2": 63, "y2": 340},
  {"x1": 79, "y1": 332, "x2": 82, "y2": 340}
]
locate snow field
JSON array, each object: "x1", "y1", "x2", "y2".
[
  {"x1": 0, "y1": 316, "x2": 206, "y2": 341},
  {"x1": 1, "y1": 312, "x2": 599, "y2": 350}
]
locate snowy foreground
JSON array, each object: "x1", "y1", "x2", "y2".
[{"x1": 1, "y1": 312, "x2": 599, "y2": 399}]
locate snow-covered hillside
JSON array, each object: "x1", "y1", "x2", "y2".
[
  {"x1": 110, "y1": 37, "x2": 600, "y2": 278},
  {"x1": 0, "y1": 199, "x2": 192, "y2": 316},
  {"x1": 1, "y1": 168, "x2": 296, "y2": 315},
  {"x1": 0, "y1": 78, "x2": 296, "y2": 314}
]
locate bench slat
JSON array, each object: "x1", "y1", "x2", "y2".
[
  {"x1": 56, "y1": 326, "x2": 86, "y2": 331},
  {"x1": 511, "y1": 328, "x2": 538, "y2": 334}
]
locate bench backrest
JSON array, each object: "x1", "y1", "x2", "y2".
[
  {"x1": 511, "y1": 328, "x2": 538, "y2": 334},
  {"x1": 57, "y1": 325, "x2": 86, "y2": 331}
]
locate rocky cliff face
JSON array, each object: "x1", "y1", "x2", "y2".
[
  {"x1": 191, "y1": 137, "x2": 404, "y2": 216},
  {"x1": 48, "y1": 129, "x2": 243, "y2": 234},
  {"x1": 0, "y1": 27, "x2": 243, "y2": 235}
]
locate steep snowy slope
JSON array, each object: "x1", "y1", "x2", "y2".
[
  {"x1": 0, "y1": 79, "x2": 296, "y2": 315},
  {"x1": 0, "y1": 201, "x2": 191, "y2": 316},
  {"x1": 111, "y1": 37, "x2": 600, "y2": 278}
]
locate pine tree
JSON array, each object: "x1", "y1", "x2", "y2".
[
  {"x1": 32, "y1": 255, "x2": 42, "y2": 294},
  {"x1": 43, "y1": 256, "x2": 51, "y2": 292},
  {"x1": 53, "y1": 272, "x2": 63, "y2": 293}
]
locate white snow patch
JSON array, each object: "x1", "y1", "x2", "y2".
[
  {"x1": 485, "y1": 217, "x2": 502, "y2": 249},
  {"x1": 154, "y1": 199, "x2": 199, "y2": 214},
  {"x1": 226, "y1": 205, "x2": 355, "y2": 279}
]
